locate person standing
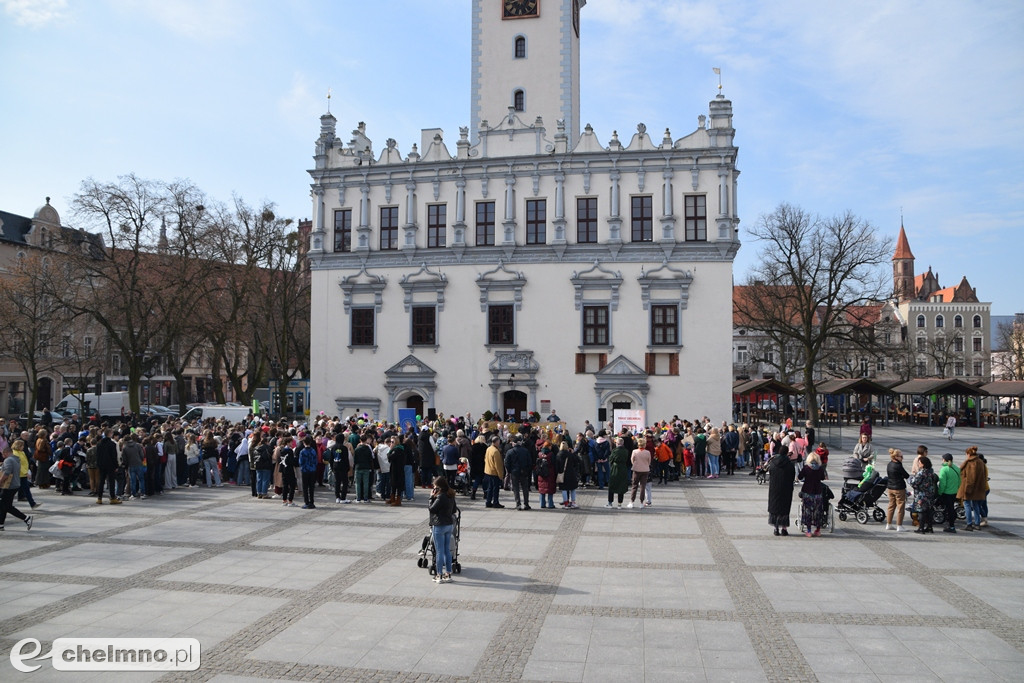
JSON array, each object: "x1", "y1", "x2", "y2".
[
  {"x1": 278, "y1": 439, "x2": 298, "y2": 507},
  {"x1": 628, "y1": 437, "x2": 651, "y2": 508},
  {"x1": 957, "y1": 446, "x2": 987, "y2": 531},
  {"x1": 483, "y1": 436, "x2": 505, "y2": 508},
  {"x1": 692, "y1": 428, "x2": 707, "y2": 478},
  {"x1": 1, "y1": 446, "x2": 33, "y2": 531},
  {"x1": 352, "y1": 433, "x2": 375, "y2": 503},
  {"x1": 884, "y1": 448, "x2": 910, "y2": 531},
  {"x1": 328, "y1": 433, "x2": 351, "y2": 503},
  {"x1": 797, "y1": 452, "x2": 827, "y2": 537},
  {"x1": 12, "y1": 440, "x2": 39, "y2": 510},
  {"x1": 908, "y1": 456, "x2": 938, "y2": 534},
  {"x1": 536, "y1": 446, "x2": 558, "y2": 508},
  {"x1": 298, "y1": 435, "x2": 318, "y2": 509},
  {"x1": 945, "y1": 414, "x2": 957, "y2": 441},
  {"x1": 387, "y1": 435, "x2": 406, "y2": 506},
  {"x1": 468, "y1": 435, "x2": 487, "y2": 501},
  {"x1": 504, "y1": 435, "x2": 532, "y2": 510},
  {"x1": 767, "y1": 443, "x2": 796, "y2": 535},
  {"x1": 428, "y1": 476, "x2": 458, "y2": 583},
  {"x1": 937, "y1": 453, "x2": 961, "y2": 532},
  {"x1": 606, "y1": 437, "x2": 631, "y2": 508},
  {"x1": 557, "y1": 441, "x2": 581, "y2": 509},
  {"x1": 705, "y1": 428, "x2": 722, "y2": 479}
]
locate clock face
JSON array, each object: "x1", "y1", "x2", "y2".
[{"x1": 503, "y1": 0, "x2": 538, "y2": 19}]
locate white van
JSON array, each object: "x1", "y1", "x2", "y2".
[
  {"x1": 180, "y1": 404, "x2": 252, "y2": 424},
  {"x1": 56, "y1": 392, "x2": 132, "y2": 417}
]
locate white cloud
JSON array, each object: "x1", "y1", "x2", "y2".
[{"x1": 2, "y1": 0, "x2": 67, "y2": 26}]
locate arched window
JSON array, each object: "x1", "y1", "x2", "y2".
[
  {"x1": 916, "y1": 314, "x2": 925, "y2": 328},
  {"x1": 514, "y1": 36, "x2": 526, "y2": 58},
  {"x1": 935, "y1": 315, "x2": 944, "y2": 328},
  {"x1": 513, "y1": 89, "x2": 525, "y2": 112},
  {"x1": 973, "y1": 315, "x2": 982, "y2": 329},
  {"x1": 954, "y1": 314, "x2": 963, "y2": 328}
]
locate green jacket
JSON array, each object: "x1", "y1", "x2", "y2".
[{"x1": 937, "y1": 461, "x2": 961, "y2": 496}]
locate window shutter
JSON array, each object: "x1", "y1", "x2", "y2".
[
  {"x1": 598, "y1": 353, "x2": 608, "y2": 370},
  {"x1": 575, "y1": 353, "x2": 585, "y2": 374},
  {"x1": 669, "y1": 353, "x2": 679, "y2": 376},
  {"x1": 645, "y1": 353, "x2": 655, "y2": 375}
]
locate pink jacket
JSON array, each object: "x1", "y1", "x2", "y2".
[{"x1": 630, "y1": 448, "x2": 651, "y2": 473}]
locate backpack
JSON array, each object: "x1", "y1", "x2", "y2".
[{"x1": 534, "y1": 455, "x2": 551, "y2": 479}]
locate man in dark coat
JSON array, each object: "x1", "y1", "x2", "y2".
[
  {"x1": 504, "y1": 436, "x2": 532, "y2": 510},
  {"x1": 95, "y1": 429, "x2": 121, "y2": 504}
]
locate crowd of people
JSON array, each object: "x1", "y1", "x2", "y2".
[{"x1": 0, "y1": 410, "x2": 994, "y2": 547}]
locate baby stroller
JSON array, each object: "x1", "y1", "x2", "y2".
[
  {"x1": 453, "y1": 458, "x2": 470, "y2": 496},
  {"x1": 417, "y1": 507, "x2": 462, "y2": 576},
  {"x1": 931, "y1": 499, "x2": 966, "y2": 525},
  {"x1": 837, "y1": 474, "x2": 888, "y2": 524}
]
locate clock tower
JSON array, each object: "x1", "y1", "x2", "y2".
[{"x1": 471, "y1": 0, "x2": 584, "y2": 147}]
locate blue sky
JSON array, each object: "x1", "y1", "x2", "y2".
[{"x1": 2, "y1": 0, "x2": 1022, "y2": 314}]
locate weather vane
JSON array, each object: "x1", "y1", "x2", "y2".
[{"x1": 713, "y1": 67, "x2": 722, "y2": 92}]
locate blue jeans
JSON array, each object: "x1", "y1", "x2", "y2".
[
  {"x1": 256, "y1": 469, "x2": 271, "y2": 495},
  {"x1": 376, "y1": 471, "x2": 391, "y2": 498},
  {"x1": 355, "y1": 469, "x2": 371, "y2": 501},
  {"x1": 18, "y1": 478, "x2": 36, "y2": 507},
  {"x1": 203, "y1": 458, "x2": 222, "y2": 486},
  {"x1": 964, "y1": 500, "x2": 982, "y2": 526},
  {"x1": 404, "y1": 465, "x2": 415, "y2": 500},
  {"x1": 708, "y1": 455, "x2": 720, "y2": 476},
  {"x1": 236, "y1": 460, "x2": 250, "y2": 486},
  {"x1": 130, "y1": 466, "x2": 146, "y2": 496},
  {"x1": 432, "y1": 523, "x2": 454, "y2": 574},
  {"x1": 483, "y1": 474, "x2": 502, "y2": 506},
  {"x1": 562, "y1": 489, "x2": 577, "y2": 505},
  {"x1": 594, "y1": 461, "x2": 609, "y2": 488},
  {"x1": 539, "y1": 492, "x2": 554, "y2": 508}
]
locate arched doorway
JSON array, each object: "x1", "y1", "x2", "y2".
[
  {"x1": 36, "y1": 377, "x2": 53, "y2": 410},
  {"x1": 405, "y1": 394, "x2": 424, "y2": 418},
  {"x1": 503, "y1": 390, "x2": 527, "y2": 422}
]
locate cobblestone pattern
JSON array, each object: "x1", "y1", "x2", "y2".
[{"x1": 686, "y1": 485, "x2": 820, "y2": 682}]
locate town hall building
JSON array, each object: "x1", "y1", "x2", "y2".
[{"x1": 306, "y1": 0, "x2": 740, "y2": 426}]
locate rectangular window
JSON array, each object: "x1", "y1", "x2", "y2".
[
  {"x1": 884, "y1": 332, "x2": 892, "y2": 345},
  {"x1": 351, "y1": 309, "x2": 375, "y2": 347},
  {"x1": 917, "y1": 338, "x2": 926, "y2": 352},
  {"x1": 860, "y1": 358, "x2": 870, "y2": 376},
  {"x1": 411, "y1": 306, "x2": 436, "y2": 346},
  {"x1": 916, "y1": 361, "x2": 927, "y2": 377},
  {"x1": 577, "y1": 197, "x2": 597, "y2": 243},
  {"x1": 954, "y1": 362, "x2": 964, "y2": 376},
  {"x1": 582, "y1": 305, "x2": 609, "y2": 346},
  {"x1": 488, "y1": 304, "x2": 514, "y2": 345},
  {"x1": 973, "y1": 360, "x2": 983, "y2": 376},
  {"x1": 736, "y1": 345, "x2": 749, "y2": 364},
  {"x1": 427, "y1": 205, "x2": 446, "y2": 248},
  {"x1": 876, "y1": 358, "x2": 886, "y2": 373},
  {"x1": 685, "y1": 195, "x2": 707, "y2": 241},
  {"x1": 333, "y1": 209, "x2": 352, "y2": 253},
  {"x1": 973, "y1": 337, "x2": 982, "y2": 352},
  {"x1": 379, "y1": 207, "x2": 398, "y2": 250},
  {"x1": 651, "y1": 305, "x2": 678, "y2": 345},
  {"x1": 526, "y1": 199, "x2": 546, "y2": 244},
  {"x1": 112, "y1": 353, "x2": 122, "y2": 375},
  {"x1": 84, "y1": 336, "x2": 93, "y2": 355},
  {"x1": 954, "y1": 337, "x2": 964, "y2": 353},
  {"x1": 476, "y1": 201, "x2": 495, "y2": 246},
  {"x1": 630, "y1": 196, "x2": 653, "y2": 242}
]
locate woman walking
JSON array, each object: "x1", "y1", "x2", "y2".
[{"x1": 428, "y1": 476, "x2": 458, "y2": 583}]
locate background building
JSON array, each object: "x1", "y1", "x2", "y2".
[{"x1": 307, "y1": 0, "x2": 740, "y2": 426}]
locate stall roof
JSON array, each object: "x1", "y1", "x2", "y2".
[
  {"x1": 888, "y1": 378, "x2": 987, "y2": 396},
  {"x1": 815, "y1": 378, "x2": 897, "y2": 395},
  {"x1": 978, "y1": 381, "x2": 1024, "y2": 398},
  {"x1": 733, "y1": 378, "x2": 798, "y2": 396}
]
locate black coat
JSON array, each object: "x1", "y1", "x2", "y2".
[
  {"x1": 418, "y1": 433, "x2": 436, "y2": 468},
  {"x1": 767, "y1": 453, "x2": 796, "y2": 517},
  {"x1": 557, "y1": 449, "x2": 581, "y2": 491}
]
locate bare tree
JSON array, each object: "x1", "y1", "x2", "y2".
[
  {"x1": 0, "y1": 253, "x2": 61, "y2": 424},
  {"x1": 993, "y1": 317, "x2": 1024, "y2": 381},
  {"x1": 735, "y1": 203, "x2": 893, "y2": 423}
]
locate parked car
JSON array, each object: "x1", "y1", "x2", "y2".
[
  {"x1": 18, "y1": 410, "x2": 65, "y2": 423},
  {"x1": 757, "y1": 399, "x2": 777, "y2": 411}
]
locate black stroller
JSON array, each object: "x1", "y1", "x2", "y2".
[
  {"x1": 837, "y1": 473, "x2": 888, "y2": 524},
  {"x1": 417, "y1": 507, "x2": 462, "y2": 576}
]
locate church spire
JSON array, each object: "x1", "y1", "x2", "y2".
[
  {"x1": 893, "y1": 221, "x2": 914, "y2": 261},
  {"x1": 892, "y1": 220, "x2": 915, "y2": 302}
]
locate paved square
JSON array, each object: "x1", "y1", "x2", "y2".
[{"x1": 0, "y1": 425, "x2": 1021, "y2": 681}]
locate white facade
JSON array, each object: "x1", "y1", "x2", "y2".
[{"x1": 306, "y1": 0, "x2": 740, "y2": 427}]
